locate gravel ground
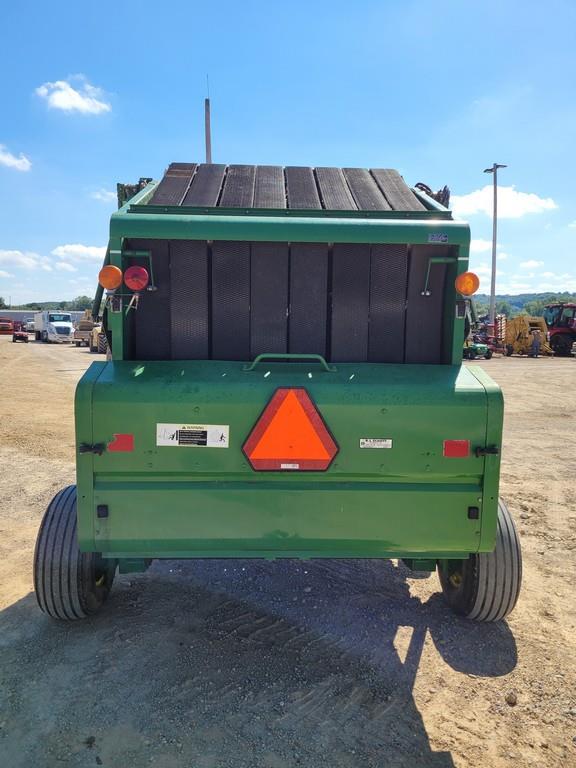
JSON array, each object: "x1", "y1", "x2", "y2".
[{"x1": 0, "y1": 335, "x2": 575, "y2": 767}]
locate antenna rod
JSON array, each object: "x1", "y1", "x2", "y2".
[{"x1": 204, "y1": 97, "x2": 212, "y2": 164}]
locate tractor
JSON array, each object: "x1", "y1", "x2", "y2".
[
  {"x1": 543, "y1": 302, "x2": 576, "y2": 356},
  {"x1": 33, "y1": 163, "x2": 521, "y2": 623}
]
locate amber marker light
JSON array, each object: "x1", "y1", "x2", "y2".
[
  {"x1": 98, "y1": 265, "x2": 123, "y2": 290},
  {"x1": 455, "y1": 271, "x2": 480, "y2": 296}
]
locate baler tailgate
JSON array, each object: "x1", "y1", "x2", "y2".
[{"x1": 77, "y1": 360, "x2": 497, "y2": 558}]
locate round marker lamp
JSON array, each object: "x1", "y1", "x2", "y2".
[
  {"x1": 455, "y1": 271, "x2": 480, "y2": 296},
  {"x1": 98, "y1": 265, "x2": 123, "y2": 290},
  {"x1": 124, "y1": 265, "x2": 150, "y2": 292}
]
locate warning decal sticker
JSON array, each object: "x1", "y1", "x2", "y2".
[
  {"x1": 156, "y1": 424, "x2": 229, "y2": 448},
  {"x1": 360, "y1": 438, "x2": 393, "y2": 449}
]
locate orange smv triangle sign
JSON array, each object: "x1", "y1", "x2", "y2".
[{"x1": 243, "y1": 388, "x2": 338, "y2": 471}]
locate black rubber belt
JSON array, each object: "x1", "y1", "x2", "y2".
[
  {"x1": 254, "y1": 166, "x2": 286, "y2": 208},
  {"x1": 183, "y1": 164, "x2": 226, "y2": 206},
  {"x1": 220, "y1": 165, "x2": 256, "y2": 208},
  {"x1": 342, "y1": 168, "x2": 391, "y2": 211},
  {"x1": 371, "y1": 168, "x2": 426, "y2": 211},
  {"x1": 315, "y1": 167, "x2": 357, "y2": 210},
  {"x1": 150, "y1": 163, "x2": 196, "y2": 206},
  {"x1": 285, "y1": 167, "x2": 322, "y2": 209}
]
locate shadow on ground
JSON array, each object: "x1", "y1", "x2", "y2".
[{"x1": 0, "y1": 559, "x2": 517, "y2": 768}]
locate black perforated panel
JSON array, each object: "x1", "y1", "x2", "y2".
[
  {"x1": 211, "y1": 241, "x2": 250, "y2": 360},
  {"x1": 368, "y1": 244, "x2": 409, "y2": 363},
  {"x1": 128, "y1": 240, "x2": 447, "y2": 365},
  {"x1": 170, "y1": 241, "x2": 209, "y2": 359},
  {"x1": 331, "y1": 243, "x2": 371, "y2": 361},
  {"x1": 250, "y1": 243, "x2": 289, "y2": 357}
]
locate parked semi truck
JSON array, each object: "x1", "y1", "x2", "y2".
[
  {"x1": 34, "y1": 310, "x2": 74, "y2": 343},
  {"x1": 34, "y1": 162, "x2": 522, "y2": 623}
]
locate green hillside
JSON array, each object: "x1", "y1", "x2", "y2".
[{"x1": 473, "y1": 293, "x2": 576, "y2": 318}]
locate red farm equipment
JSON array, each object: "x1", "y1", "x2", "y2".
[
  {"x1": 0, "y1": 317, "x2": 15, "y2": 335},
  {"x1": 543, "y1": 303, "x2": 576, "y2": 356}
]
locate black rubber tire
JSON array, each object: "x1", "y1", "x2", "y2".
[
  {"x1": 437, "y1": 499, "x2": 522, "y2": 621},
  {"x1": 33, "y1": 485, "x2": 116, "y2": 620},
  {"x1": 484, "y1": 349, "x2": 493, "y2": 360},
  {"x1": 41, "y1": 331, "x2": 48, "y2": 343},
  {"x1": 97, "y1": 333, "x2": 108, "y2": 354},
  {"x1": 505, "y1": 344, "x2": 514, "y2": 357},
  {"x1": 550, "y1": 334, "x2": 573, "y2": 357},
  {"x1": 35, "y1": 331, "x2": 40, "y2": 341}
]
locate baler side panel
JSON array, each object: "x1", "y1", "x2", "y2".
[
  {"x1": 75, "y1": 361, "x2": 107, "y2": 551},
  {"x1": 468, "y1": 365, "x2": 504, "y2": 552}
]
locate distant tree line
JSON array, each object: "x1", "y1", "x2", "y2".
[
  {"x1": 0, "y1": 295, "x2": 94, "y2": 311},
  {"x1": 474, "y1": 292, "x2": 576, "y2": 318}
]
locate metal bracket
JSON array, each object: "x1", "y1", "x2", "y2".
[
  {"x1": 79, "y1": 443, "x2": 106, "y2": 456},
  {"x1": 244, "y1": 353, "x2": 337, "y2": 372},
  {"x1": 475, "y1": 445, "x2": 500, "y2": 457},
  {"x1": 421, "y1": 256, "x2": 454, "y2": 296}
]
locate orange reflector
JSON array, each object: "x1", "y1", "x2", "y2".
[
  {"x1": 98, "y1": 265, "x2": 123, "y2": 290},
  {"x1": 455, "y1": 271, "x2": 480, "y2": 296},
  {"x1": 243, "y1": 388, "x2": 338, "y2": 471}
]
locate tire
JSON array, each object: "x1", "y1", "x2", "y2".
[
  {"x1": 505, "y1": 344, "x2": 513, "y2": 357},
  {"x1": 75, "y1": 341, "x2": 81, "y2": 347},
  {"x1": 97, "y1": 333, "x2": 108, "y2": 354},
  {"x1": 33, "y1": 485, "x2": 116, "y2": 620},
  {"x1": 35, "y1": 331, "x2": 40, "y2": 341},
  {"x1": 437, "y1": 498, "x2": 522, "y2": 621},
  {"x1": 550, "y1": 334, "x2": 573, "y2": 357},
  {"x1": 484, "y1": 349, "x2": 493, "y2": 360},
  {"x1": 41, "y1": 331, "x2": 48, "y2": 343}
]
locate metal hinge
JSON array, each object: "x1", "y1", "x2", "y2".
[
  {"x1": 79, "y1": 443, "x2": 106, "y2": 456},
  {"x1": 475, "y1": 445, "x2": 500, "y2": 457}
]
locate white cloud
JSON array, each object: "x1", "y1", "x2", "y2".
[
  {"x1": 0, "y1": 145, "x2": 32, "y2": 172},
  {"x1": 470, "y1": 263, "x2": 504, "y2": 278},
  {"x1": 51, "y1": 244, "x2": 106, "y2": 262},
  {"x1": 55, "y1": 261, "x2": 77, "y2": 272},
  {"x1": 497, "y1": 252, "x2": 509, "y2": 261},
  {"x1": 0, "y1": 269, "x2": 14, "y2": 278},
  {"x1": 452, "y1": 185, "x2": 557, "y2": 219},
  {"x1": 0, "y1": 249, "x2": 52, "y2": 271},
  {"x1": 35, "y1": 76, "x2": 111, "y2": 115},
  {"x1": 91, "y1": 188, "x2": 116, "y2": 203},
  {"x1": 519, "y1": 260, "x2": 544, "y2": 269},
  {"x1": 569, "y1": 221, "x2": 576, "y2": 228},
  {"x1": 470, "y1": 238, "x2": 493, "y2": 253}
]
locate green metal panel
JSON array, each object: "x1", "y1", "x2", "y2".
[
  {"x1": 110, "y1": 211, "x2": 469, "y2": 246},
  {"x1": 75, "y1": 360, "x2": 501, "y2": 559},
  {"x1": 467, "y1": 364, "x2": 504, "y2": 551}
]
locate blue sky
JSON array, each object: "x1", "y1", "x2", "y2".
[{"x1": 1, "y1": 0, "x2": 575, "y2": 303}]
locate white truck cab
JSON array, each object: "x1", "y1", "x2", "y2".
[{"x1": 34, "y1": 311, "x2": 74, "y2": 343}]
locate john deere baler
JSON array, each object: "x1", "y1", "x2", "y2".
[{"x1": 34, "y1": 163, "x2": 521, "y2": 622}]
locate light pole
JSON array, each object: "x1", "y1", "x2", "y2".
[{"x1": 483, "y1": 163, "x2": 507, "y2": 329}]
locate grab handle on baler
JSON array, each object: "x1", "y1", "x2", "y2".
[{"x1": 243, "y1": 353, "x2": 337, "y2": 372}]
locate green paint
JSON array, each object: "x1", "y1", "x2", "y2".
[{"x1": 74, "y1": 183, "x2": 503, "y2": 564}]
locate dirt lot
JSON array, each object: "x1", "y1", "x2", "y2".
[{"x1": 0, "y1": 335, "x2": 574, "y2": 768}]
